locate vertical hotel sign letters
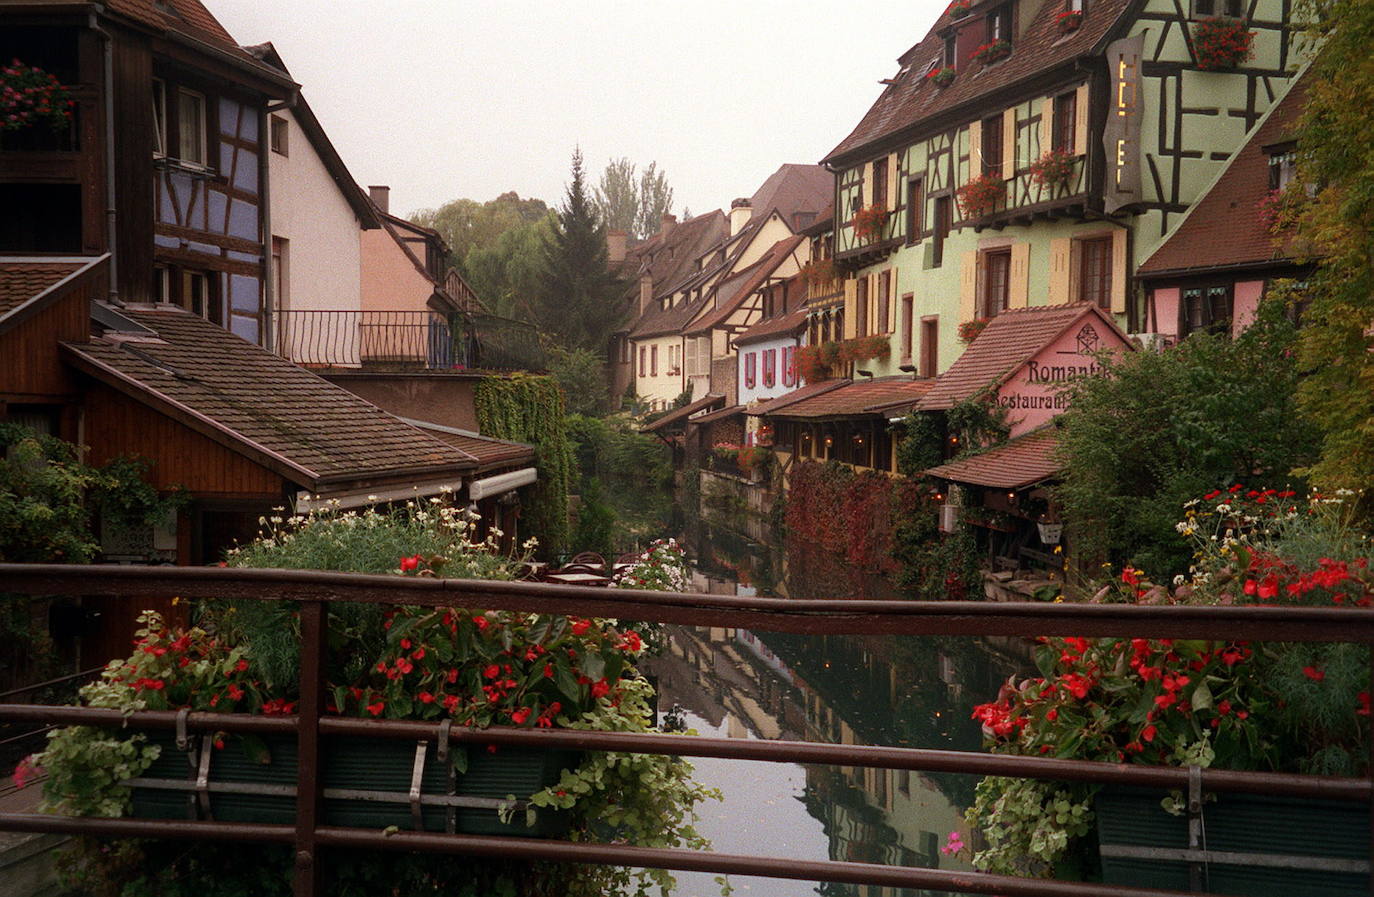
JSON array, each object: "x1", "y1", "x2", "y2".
[{"x1": 1102, "y1": 33, "x2": 1144, "y2": 214}]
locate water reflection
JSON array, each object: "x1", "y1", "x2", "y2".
[{"x1": 644, "y1": 616, "x2": 1024, "y2": 896}]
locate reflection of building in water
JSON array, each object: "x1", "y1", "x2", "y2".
[{"x1": 645, "y1": 625, "x2": 1020, "y2": 893}]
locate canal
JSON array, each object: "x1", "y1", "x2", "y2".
[{"x1": 638, "y1": 524, "x2": 1027, "y2": 896}]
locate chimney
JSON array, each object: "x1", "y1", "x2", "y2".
[
  {"x1": 368, "y1": 185, "x2": 390, "y2": 215},
  {"x1": 607, "y1": 229, "x2": 628, "y2": 263},
  {"x1": 729, "y1": 198, "x2": 752, "y2": 237},
  {"x1": 639, "y1": 273, "x2": 654, "y2": 316},
  {"x1": 659, "y1": 213, "x2": 677, "y2": 239}
]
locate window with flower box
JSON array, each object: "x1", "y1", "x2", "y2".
[
  {"x1": 986, "y1": 3, "x2": 1012, "y2": 43},
  {"x1": 1181, "y1": 283, "x2": 1233, "y2": 337}
]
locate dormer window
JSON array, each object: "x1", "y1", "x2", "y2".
[
  {"x1": 1068, "y1": 0, "x2": 1084, "y2": 10},
  {"x1": 987, "y1": 3, "x2": 1012, "y2": 42},
  {"x1": 1267, "y1": 145, "x2": 1297, "y2": 192},
  {"x1": 943, "y1": 33, "x2": 957, "y2": 68}
]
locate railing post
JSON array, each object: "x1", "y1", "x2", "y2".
[{"x1": 293, "y1": 600, "x2": 326, "y2": 897}]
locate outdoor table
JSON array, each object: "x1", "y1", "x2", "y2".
[{"x1": 544, "y1": 571, "x2": 611, "y2": 586}]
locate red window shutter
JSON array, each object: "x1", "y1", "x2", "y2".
[{"x1": 651, "y1": 345, "x2": 657, "y2": 376}]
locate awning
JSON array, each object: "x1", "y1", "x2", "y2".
[
  {"x1": 921, "y1": 428, "x2": 1060, "y2": 489},
  {"x1": 641, "y1": 393, "x2": 725, "y2": 433}
]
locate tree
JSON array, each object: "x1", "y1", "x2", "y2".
[
  {"x1": 1291, "y1": 0, "x2": 1374, "y2": 501},
  {"x1": 409, "y1": 192, "x2": 550, "y2": 272},
  {"x1": 636, "y1": 161, "x2": 675, "y2": 239},
  {"x1": 531, "y1": 149, "x2": 626, "y2": 355},
  {"x1": 462, "y1": 214, "x2": 555, "y2": 320},
  {"x1": 548, "y1": 345, "x2": 610, "y2": 416},
  {"x1": 594, "y1": 157, "x2": 639, "y2": 235},
  {"x1": 1055, "y1": 302, "x2": 1319, "y2": 578}
]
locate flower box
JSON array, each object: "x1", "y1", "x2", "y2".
[
  {"x1": 130, "y1": 731, "x2": 579, "y2": 837},
  {"x1": 956, "y1": 174, "x2": 1005, "y2": 219},
  {"x1": 1096, "y1": 786, "x2": 1369, "y2": 895},
  {"x1": 926, "y1": 66, "x2": 956, "y2": 88},
  {"x1": 1192, "y1": 17, "x2": 1254, "y2": 71},
  {"x1": 851, "y1": 205, "x2": 889, "y2": 243},
  {"x1": 972, "y1": 39, "x2": 1012, "y2": 66},
  {"x1": 1055, "y1": 10, "x2": 1082, "y2": 32}
]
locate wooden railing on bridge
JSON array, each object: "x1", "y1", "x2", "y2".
[{"x1": 0, "y1": 563, "x2": 1371, "y2": 897}]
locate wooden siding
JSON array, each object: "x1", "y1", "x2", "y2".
[
  {"x1": 0, "y1": 277, "x2": 95, "y2": 402},
  {"x1": 111, "y1": 24, "x2": 155, "y2": 303},
  {"x1": 81, "y1": 380, "x2": 286, "y2": 498}
]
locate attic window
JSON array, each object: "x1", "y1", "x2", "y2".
[
  {"x1": 1266, "y1": 143, "x2": 1297, "y2": 191},
  {"x1": 987, "y1": 3, "x2": 1012, "y2": 42},
  {"x1": 943, "y1": 33, "x2": 957, "y2": 67}
]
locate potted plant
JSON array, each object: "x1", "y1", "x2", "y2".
[
  {"x1": 971, "y1": 39, "x2": 1012, "y2": 66},
  {"x1": 1029, "y1": 147, "x2": 1077, "y2": 190},
  {"x1": 946, "y1": 0, "x2": 972, "y2": 18},
  {"x1": 1192, "y1": 17, "x2": 1254, "y2": 71},
  {"x1": 962, "y1": 487, "x2": 1372, "y2": 886},
  {"x1": 796, "y1": 344, "x2": 830, "y2": 382},
  {"x1": 0, "y1": 60, "x2": 75, "y2": 132},
  {"x1": 956, "y1": 173, "x2": 1005, "y2": 219},
  {"x1": 1055, "y1": 9, "x2": 1083, "y2": 32},
  {"x1": 926, "y1": 66, "x2": 957, "y2": 88},
  {"x1": 851, "y1": 204, "x2": 890, "y2": 243},
  {"x1": 800, "y1": 257, "x2": 836, "y2": 291},
  {"x1": 958, "y1": 317, "x2": 992, "y2": 343}
]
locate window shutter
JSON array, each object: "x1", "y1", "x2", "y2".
[
  {"x1": 887, "y1": 154, "x2": 899, "y2": 209},
  {"x1": 1039, "y1": 98, "x2": 1054, "y2": 159},
  {"x1": 1002, "y1": 108, "x2": 1017, "y2": 181},
  {"x1": 1048, "y1": 238, "x2": 1072, "y2": 303},
  {"x1": 843, "y1": 278, "x2": 858, "y2": 339},
  {"x1": 685, "y1": 337, "x2": 697, "y2": 376},
  {"x1": 967, "y1": 119, "x2": 983, "y2": 179},
  {"x1": 783, "y1": 346, "x2": 797, "y2": 386},
  {"x1": 959, "y1": 251, "x2": 978, "y2": 322},
  {"x1": 1009, "y1": 243, "x2": 1030, "y2": 309},
  {"x1": 1074, "y1": 83, "x2": 1090, "y2": 156},
  {"x1": 1110, "y1": 227, "x2": 1129, "y2": 314},
  {"x1": 861, "y1": 163, "x2": 872, "y2": 209}
]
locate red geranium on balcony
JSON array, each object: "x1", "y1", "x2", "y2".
[
  {"x1": 1192, "y1": 17, "x2": 1254, "y2": 71},
  {"x1": 851, "y1": 205, "x2": 890, "y2": 243},
  {"x1": 956, "y1": 173, "x2": 1005, "y2": 219}
]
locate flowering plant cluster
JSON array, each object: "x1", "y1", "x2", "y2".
[
  {"x1": 926, "y1": 65, "x2": 957, "y2": 88},
  {"x1": 946, "y1": 0, "x2": 972, "y2": 18},
  {"x1": 1256, "y1": 184, "x2": 1304, "y2": 234},
  {"x1": 956, "y1": 172, "x2": 1005, "y2": 219},
  {"x1": 971, "y1": 39, "x2": 1012, "y2": 66},
  {"x1": 799, "y1": 257, "x2": 837, "y2": 290},
  {"x1": 795, "y1": 344, "x2": 831, "y2": 382},
  {"x1": 958, "y1": 316, "x2": 991, "y2": 343},
  {"x1": 1, "y1": 60, "x2": 74, "y2": 132},
  {"x1": 1028, "y1": 147, "x2": 1077, "y2": 189},
  {"x1": 613, "y1": 538, "x2": 690, "y2": 592},
  {"x1": 1192, "y1": 17, "x2": 1254, "y2": 70},
  {"x1": 1055, "y1": 9, "x2": 1083, "y2": 31},
  {"x1": 851, "y1": 204, "x2": 890, "y2": 243}
]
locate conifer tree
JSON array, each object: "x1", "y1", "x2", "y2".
[{"x1": 532, "y1": 149, "x2": 625, "y2": 355}]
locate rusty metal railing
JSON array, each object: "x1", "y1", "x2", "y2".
[{"x1": 0, "y1": 563, "x2": 1370, "y2": 897}]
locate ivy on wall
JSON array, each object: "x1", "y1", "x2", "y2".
[{"x1": 474, "y1": 374, "x2": 572, "y2": 558}]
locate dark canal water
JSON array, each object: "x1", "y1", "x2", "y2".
[{"x1": 639, "y1": 524, "x2": 1027, "y2": 897}]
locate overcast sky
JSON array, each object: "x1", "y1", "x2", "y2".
[{"x1": 211, "y1": 1, "x2": 945, "y2": 220}]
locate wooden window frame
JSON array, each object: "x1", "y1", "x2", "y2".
[
  {"x1": 933, "y1": 196, "x2": 951, "y2": 268},
  {"x1": 270, "y1": 115, "x2": 289, "y2": 156},
  {"x1": 855, "y1": 277, "x2": 869, "y2": 336},
  {"x1": 906, "y1": 177, "x2": 925, "y2": 246},
  {"x1": 1078, "y1": 235, "x2": 1112, "y2": 308},
  {"x1": 152, "y1": 78, "x2": 167, "y2": 158},
  {"x1": 176, "y1": 87, "x2": 208, "y2": 168},
  {"x1": 979, "y1": 248, "x2": 1012, "y2": 318},
  {"x1": 986, "y1": 3, "x2": 1012, "y2": 43},
  {"x1": 1180, "y1": 282, "x2": 1234, "y2": 338},
  {"x1": 982, "y1": 114, "x2": 1003, "y2": 177},
  {"x1": 943, "y1": 33, "x2": 957, "y2": 68},
  {"x1": 1053, "y1": 90, "x2": 1077, "y2": 154},
  {"x1": 900, "y1": 293, "x2": 915, "y2": 364},
  {"x1": 871, "y1": 158, "x2": 888, "y2": 211},
  {"x1": 920, "y1": 315, "x2": 939, "y2": 379}
]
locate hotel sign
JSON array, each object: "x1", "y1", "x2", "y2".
[{"x1": 1103, "y1": 33, "x2": 1145, "y2": 214}]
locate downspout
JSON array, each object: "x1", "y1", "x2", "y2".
[{"x1": 91, "y1": 11, "x2": 120, "y2": 306}]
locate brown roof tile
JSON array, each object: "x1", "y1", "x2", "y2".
[
  {"x1": 404, "y1": 419, "x2": 536, "y2": 472},
  {"x1": 763, "y1": 376, "x2": 933, "y2": 420},
  {"x1": 689, "y1": 403, "x2": 745, "y2": 426},
  {"x1": 736, "y1": 301, "x2": 807, "y2": 346},
  {"x1": 922, "y1": 426, "x2": 1059, "y2": 488},
  {"x1": 747, "y1": 379, "x2": 849, "y2": 416},
  {"x1": 1138, "y1": 74, "x2": 1311, "y2": 277},
  {"x1": 642, "y1": 393, "x2": 726, "y2": 433},
  {"x1": 823, "y1": 0, "x2": 1133, "y2": 165},
  {"x1": 686, "y1": 235, "x2": 806, "y2": 336},
  {"x1": 749, "y1": 164, "x2": 832, "y2": 227},
  {"x1": 916, "y1": 303, "x2": 1124, "y2": 411},
  {"x1": 103, "y1": 0, "x2": 289, "y2": 77},
  {"x1": 63, "y1": 307, "x2": 476, "y2": 488},
  {"x1": 0, "y1": 260, "x2": 86, "y2": 319}
]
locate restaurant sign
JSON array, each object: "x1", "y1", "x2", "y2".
[{"x1": 996, "y1": 316, "x2": 1127, "y2": 436}]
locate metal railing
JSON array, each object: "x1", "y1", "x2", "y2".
[
  {"x1": 274, "y1": 310, "x2": 468, "y2": 370},
  {"x1": 0, "y1": 563, "x2": 1370, "y2": 897}
]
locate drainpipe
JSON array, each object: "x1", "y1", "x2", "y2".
[{"x1": 91, "y1": 11, "x2": 120, "y2": 306}]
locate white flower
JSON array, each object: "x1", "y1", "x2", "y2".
[{"x1": 366, "y1": 494, "x2": 378, "y2": 502}]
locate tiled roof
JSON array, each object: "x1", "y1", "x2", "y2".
[
  {"x1": 747, "y1": 379, "x2": 848, "y2": 416},
  {"x1": 916, "y1": 303, "x2": 1122, "y2": 411},
  {"x1": 641, "y1": 393, "x2": 725, "y2": 433},
  {"x1": 686, "y1": 235, "x2": 806, "y2": 336},
  {"x1": 62, "y1": 307, "x2": 477, "y2": 489},
  {"x1": 690, "y1": 404, "x2": 745, "y2": 426},
  {"x1": 0, "y1": 259, "x2": 87, "y2": 319},
  {"x1": 763, "y1": 376, "x2": 933, "y2": 420},
  {"x1": 749, "y1": 164, "x2": 832, "y2": 226},
  {"x1": 736, "y1": 301, "x2": 807, "y2": 346},
  {"x1": 823, "y1": 0, "x2": 1133, "y2": 165},
  {"x1": 402, "y1": 418, "x2": 536, "y2": 472},
  {"x1": 1138, "y1": 73, "x2": 1311, "y2": 277},
  {"x1": 102, "y1": 0, "x2": 293, "y2": 81},
  {"x1": 922, "y1": 426, "x2": 1060, "y2": 488}
]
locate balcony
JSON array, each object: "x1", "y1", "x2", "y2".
[{"x1": 273, "y1": 310, "x2": 545, "y2": 372}]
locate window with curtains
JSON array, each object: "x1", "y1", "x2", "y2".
[
  {"x1": 980, "y1": 248, "x2": 1011, "y2": 318},
  {"x1": 762, "y1": 349, "x2": 776, "y2": 388},
  {"x1": 1181, "y1": 284, "x2": 1233, "y2": 337},
  {"x1": 1053, "y1": 90, "x2": 1077, "y2": 153},
  {"x1": 744, "y1": 352, "x2": 757, "y2": 389}
]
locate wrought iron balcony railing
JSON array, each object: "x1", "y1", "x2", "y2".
[{"x1": 272, "y1": 310, "x2": 545, "y2": 372}]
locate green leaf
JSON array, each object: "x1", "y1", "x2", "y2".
[
  {"x1": 238, "y1": 733, "x2": 272, "y2": 766},
  {"x1": 451, "y1": 746, "x2": 468, "y2": 774},
  {"x1": 332, "y1": 686, "x2": 349, "y2": 714},
  {"x1": 556, "y1": 665, "x2": 581, "y2": 703},
  {"x1": 1191, "y1": 680, "x2": 1214, "y2": 712}
]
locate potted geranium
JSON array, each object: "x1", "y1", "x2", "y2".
[
  {"x1": 972, "y1": 39, "x2": 1012, "y2": 66},
  {"x1": 1, "y1": 59, "x2": 74, "y2": 132},
  {"x1": 851, "y1": 204, "x2": 890, "y2": 243},
  {"x1": 1192, "y1": 17, "x2": 1254, "y2": 70},
  {"x1": 958, "y1": 317, "x2": 991, "y2": 342},
  {"x1": 956, "y1": 173, "x2": 1005, "y2": 219},
  {"x1": 1029, "y1": 147, "x2": 1076, "y2": 190},
  {"x1": 927, "y1": 65, "x2": 957, "y2": 88},
  {"x1": 1055, "y1": 9, "x2": 1083, "y2": 32},
  {"x1": 946, "y1": 0, "x2": 972, "y2": 18},
  {"x1": 796, "y1": 344, "x2": 830, "y2": 382},
  {"x1": 963, "y1": 487, "x2": 1372, "y2": 888}
]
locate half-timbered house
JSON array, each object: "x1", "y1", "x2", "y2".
[{"x1": 821, "y1": 0, "x2": 1306, "y2": 378}]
